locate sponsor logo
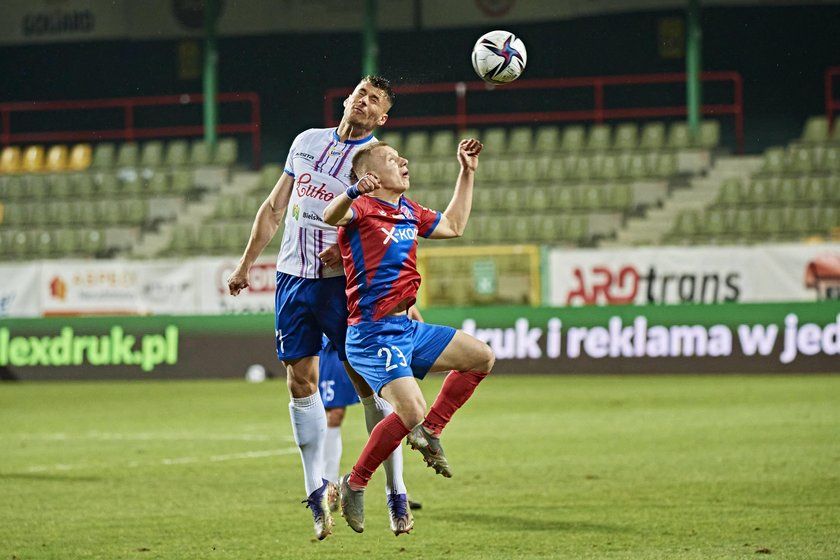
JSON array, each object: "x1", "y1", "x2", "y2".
[
  {"x1": 566, "y1": 265, "x2": 740, "y2": 306},
  {"x1": 381, "y1": 226, "x2": 417, "y2": 245},
  {"x1": 302, "y1": 210, "x2": 323, "y2": 222},
  {"x1": 292, "y1": 204, "x2": 300, "y2": 220},
  {"x1": 50, "y1": 276, "x2": 67, "y2": 301},
  {"x1": 0, "y1": 293, "x2": 14, "y2": 317},
  {"x1": 805, "y1": 253, "x2": 840, "y2": 300},
  {"x1": 0, "y1": 326, "x2": 179, "y2": 372},
  {"x1": 295, "y1": 173, "x2": 336, "y2": 202},
  {"x1": 294, "y1": 151, "x2": 315, "y2": 161}
]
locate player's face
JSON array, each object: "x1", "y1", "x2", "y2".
[
  {"x1": 343, "y1": 81, "x2": 390, "y2": 131},
  {"x1": 371, "y1": 146, "x2": 410, "y2": 193}
]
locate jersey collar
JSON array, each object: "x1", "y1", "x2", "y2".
[{"x1": 332, "y1": 127, "x2": 375, "y2": 145}]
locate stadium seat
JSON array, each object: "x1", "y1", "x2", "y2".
[
  {"x1": 214, "y1": 138, "x2": 238, "y2": 166},
  {"x1": 140, "y1": 141, "x2": 164, "y2": 169},
  {"x1": 612, "y1": 123, "x2": 638, "y2": 151},
  {"x1": 560, "y1": 125, "x2": 586, "y2": 152},
  {"x1": 68, "y1": 144, "x2": 92, "y2": 171},
  {"x1": 715, "y1": 177, "x2": 744, "y2": 206},
  {"x1": 165, "y1": 140, "x2": 190, "y2": 167},
  {"x1": 72, "y1": 173, "x2": 97, "y2": 198},
  {"x1": 91, "y1": 143, "x2": 116, "y2": 169},
  {"x1": 746, "y1": 177, "x2": 777, "y2": 204},
  {"x1": 598, "y1": 153, "x2": 622, "y2": 181},
  {"x1": 787, "y1": 145, "x2": 815, "y2": 174},
  {"x1": 0, "y1": 146, "x2": 22, "y2": 174},
  {"x1": 256, "y1": 164, "x2": 283, "y2": 192},
  {"x1": 585, "y1": 124, "x2": 611, "y2": 152},
  {"x1": 403, "y1": 130, "x2": 429, "y2": 159},
  {"x1": 23, "y1": 174, "x2": 50, "y2": 200},
  {"x1": 760, "y1": 147, "x2": 786, "y2": 174},
  {"x1": 666, "y1": 122, "x2": 691, "y2": 150},
  {"x1": 481, "y1": 128, "x2": 507, "y2": 156},
  {"x1": 116, "y1": 143, "x2": 139, "y2": 168},
  {"x1": 21, "y1": 145, "x2": 46, "y2": 173},
  {"x1": 49, "y1": 174, "x2": 73, "y2": 199},
  {"x1": 534, "y1": 125, "x2": 560, "y2": 153},
  {"x1": 800, "y1": 116, "x2": 829, "y2": 143},
  {"x1": 426, "y1": 130, "x2": 453, "y2": 158},
  {"x1": 671, "y1": 209, "x2": 700, "y2": 238},
  {"x1": 777, "y1": 177, "x2": 798, "y2": 203},
  {"x1": 622, "y1": 153, "x2": 647, "y2": 179},
  {"x1": 639, "y1": 121, "x2": 666, "y2": 150},
  {"x1": 699, "y1": 120, "x2": 721, "y2": 149},
  {"x1": 78, "y1": 229, "x2": 106, "y2": 255},
  {"x1": 190, "y1": 140, "x2": 211, "y2": 165},
  {"x1": 171, "y1": 169, "x2": 194, "y2": 194},
  {"x1": 45, "y1": 145, "x2": 69, "y2": 172},
  {"x1": 378, "y1": 131, "x2": 403, "y2": 153},
  {"x1": 507, "y1": 126, "x2": 533, "y2": 154},
  {"x1": 821, "y1": 145, "x2": 840, "y2": 173},
  {"x1": 753, "y1": 206, "x2": 784, "y2": 236},
  {"x1": 607, "y1": 183, "x2": 634, "y2": 210}
]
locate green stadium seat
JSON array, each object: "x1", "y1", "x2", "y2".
[
  {"x1": 147, "y1": 172, "x2": 170, "y2": 195},
  {"x1": 815, "y1": 206, "x2": 839, "y2": 231},
  {"x1": 116, "y1": 143, "x2": 139, "y2": 168},
  {"x1": 214, "y1": 138, "x2": 238, "y2": 166},
  {"x1": 91, "y1": 143, "x2": 116, "y2": 169},
  {"x1": 49, "y1": 174, "x2": 73, "y2": 199},
  {"x1": 554, "y1": 185, "x2": 579, "y2": 211},
  {"x1": 747, "y1": 177, "x2": 777, "y2": 204},
  {"x1": 699, "y1": 120, "x2": 721, "y2": 149},
  {"x1": 172, "y1": 169, "x2": 194, "y2": 194},
  {"x1": 799, "y1": 176, "x2": 826, "y2": 203},
  {"x1": 165, "y1": 140, "x2": 190, "y2": 167},
  {"x1": 559, "y1": 125, "x2": 586, "y2": 152},
  {"x1": 431, "y1": 159, "x2": 458, "y2": 184},
  {"x1": 800, "y1": 116, "x2": 829, "y2": 143},
  {"x1": 532, "y1": 214, "x2": 563, "y2": 243},
  {"x1": 667, "y1": 122, "x2": 691, "y2": 150},
  {"x1": 652, "y1": 151, "x2": 677, "y2": 178},
  {"x1": 528, "y1": 186, "x2": 551, "y2": 210},
  {"x1": 785, "y1": 207, "x2": 812, "y2": 235},
  {"x1": 671, "y1": 209, "x2": 701, "y2": 237},
  {"x1": 612, "y1": 123, "x2": 638, "y2": 151},
  {"x1": 96, "y1": 173, "x2": 120, "y2": 197},
  {"x1": 639, "y1": 121, "x2": 666, "y2": 150},
  {"x1": 140, "y1": 141, "x2": 164, "y2": 168},
  {"x1": 579, "y1": 185, "x2": 604, "y2": 210},
  {"x1": 563, "y1": 215, "x2": 588, "y2": 243},
  {"x1": 190, "y1": 140, "x2": 211, "y2": 165},
  {"x1": 827, "y1": 176, "x2": 840, "y2": 202},
  {"x1": 731, "y1": 208, "x2": 755, "y2": 237},
  {"x1": 622, "y1": 153, "x2": 647, "y2": 179},
  {"x1": 508, "y1": 214, "x2": 531, "y2": 242},
  {"x1": 97, "y1": 200, "x2": 121, "y2": 226},
  {"x1": 598, "y1": 153, "x2": 622, "y2": 181},
  {"x1": 777, "y1": 178, "x2": 798, "y2": 203},
  {"x1": 77, "y1": 202, "x2": 98, "y2": 226},
  {"x1": 831, "y1": 121, "x2": 840, "y2": 143},
  {"x1": 481, "y1": 127, "x2": 507, "y2": 156},
  {"x1": 408, "y1": 161, "x2": 433, "y2": 185},
  {"x1": 120, "y1": 199, "x2": 148, "y2": 226},
  {"x1": 760, "y1": 147, "x2": 786, "y2": 174},
  {"x1": 378, "y1": 131, "x2": 403, "y2": 153},
  {"x1": 72, "y1": 173, "x2": 97, "y2": 198},
  {"x1": 403, "y1": 131, "x2": 429, "y2": 159},
  {"x1": 498, "y1": 188, "x2": 524, "y2": 212},
  {"x1": 427, "y1": 130, "x2": 455, "y2": 158},
  {"x1": 78, "y1": 229, "x2": 106, "y2": 256},
  {"x1": 23, "y1": 175, "x2": 50, "y2": 200},
  {"x1": 702, "y1": 208, "x2": 729, "y2": 235},
  {"x1": 821, "y1": 146, "x2": 840, "y2": 173},
  {"x1": 534, "y1": 125, "x2": 560, "y2": 153},
  {"x1": 753, "y1": 206, "x2": 784, "y2": 236},
  {"x1": 585, "y1": 124, "x2": 611, "y2": 152},
  {"x1": 607, "y1": 183, "x2": 634, "y2": 210},
  {"x1": 507, "y1": 126, "x2": 533, "y2": 154},
  {"x1": 715, "y1": 178, "x2": 744, "y2": 206},
  {"x1": 120, "y1": 174, "x2": 143, "y2": 197},
  {"x1": 29, "y1": 203, "x2": 50, "y2": 226},
  {"x1": 787, "y1": 145, "x2": 815, "y2": 174}
]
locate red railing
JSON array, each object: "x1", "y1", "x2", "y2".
[
  {"x1": 0, "y1": 92, "x2": 262, "y2": 168},
  {"x1": 324, "y1": 72, "x2": 744, "y2": 153},
  {"x1": 825, "y1": 66, "x2": 840, "y2": 131}
]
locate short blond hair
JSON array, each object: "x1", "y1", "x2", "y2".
[{"x1": 350, "y1": 141, "x2": 390, "y2": 183}]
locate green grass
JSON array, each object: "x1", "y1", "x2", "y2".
[{"x1": 2, "y1": 375, "x2": 839, "y2": 559}]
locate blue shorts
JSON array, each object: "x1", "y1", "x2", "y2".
[
  {"x1": 345, "y1": 315, "x2": 456, "y2": 396},
  {"x1": 275, "y1": 271, "x2": 349, "y2": 361},
  {"x1": 319, "y1": 337, "x2": 360, "y2": 408}
]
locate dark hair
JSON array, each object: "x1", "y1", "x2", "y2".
[{"x1": 361, "y1": 75, "x2": 395, "y2": 107}]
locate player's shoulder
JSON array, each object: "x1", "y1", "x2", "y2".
[{"x1": 294, "y1": 127, "x2": 336, "y2": 144}]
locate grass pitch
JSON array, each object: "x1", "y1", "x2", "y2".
[{"x1": 2, "y1": 374, "x2": 839, "y2": 559}]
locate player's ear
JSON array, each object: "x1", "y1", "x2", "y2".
[{"x1": 377, "y1": 113, "x2": 389, "y2": 127}]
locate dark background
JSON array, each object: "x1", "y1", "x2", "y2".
[{"x1": 1, "y1": 5, "x2": 839, "y2": 162}]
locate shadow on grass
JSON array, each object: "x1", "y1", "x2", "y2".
[
  {"x1": 0, "y1": 472, "x2": 102, "y2": 482},
  {"x1": 433, "y1": 510, "x2": 627, "y2": 533}
]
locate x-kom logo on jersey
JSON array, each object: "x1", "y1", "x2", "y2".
[{"x1": 381, "y1": 226, "x2": 418, "y2": 245}]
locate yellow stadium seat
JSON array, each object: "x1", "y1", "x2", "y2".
[
  {"x1": 0, "y1": 146, "x2": 22, "y2": 174},
  {"x1": 68, "y1": 144, "x2": 92, "y2": 171},
  {"x1": 21, "y1": 145, "x2": 46, "y2": 173},
  {"x1": 45, "y1": 145, "x2": 69, "y2": 172}
]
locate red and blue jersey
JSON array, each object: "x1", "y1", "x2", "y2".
[{"x1": 338, "y1": 195, "x2": 441, "y2": 325}]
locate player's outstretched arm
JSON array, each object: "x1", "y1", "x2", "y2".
[
  {"x1": 323, "y1": 172, "x2": 380, "y2": 226},
  {"x1": 227, "y1": 173, "x2": 293, "y2": 296},
  {"x1": 429, "y1": 138, "x2": 483, "y2": 239}
]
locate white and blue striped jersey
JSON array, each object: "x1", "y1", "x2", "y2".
[{"x1": 277, "y1": 127, "x2": 376, "y2": 279}]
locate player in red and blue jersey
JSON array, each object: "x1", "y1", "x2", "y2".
[{"x1": 323, "y1": 138, "x2": 496, "y2": 535}]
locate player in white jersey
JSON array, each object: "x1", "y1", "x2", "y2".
[{"x1": 227, "y1": 76, "x2": 412, "y2": 539}]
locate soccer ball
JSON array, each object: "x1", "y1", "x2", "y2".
[{"x1": 471, "y1": 30, "x2": 527, "y2": 84}]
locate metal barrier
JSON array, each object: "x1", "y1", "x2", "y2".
[
  {"x1": 0, "y1": 92, "x2": 262, "y2": 168},
  {"x1": 324, "y1": 72, "x2": 744, "y2": 153}
]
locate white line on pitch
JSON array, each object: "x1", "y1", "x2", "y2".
[
  {"x1": 22, "y1": 447, "x2": 299, "y2": 473},
  {"x1": 3, "y1": 431, "x2": 295, "y2": 443}
]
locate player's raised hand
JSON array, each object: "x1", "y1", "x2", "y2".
[
  {"x1": 355, "y1": 171, "x2": 380, "y2": 195},
  {"x1": 227, "y1": 266, "x2": 250, "y2": 296},
  {"x1": 457, "y1": 138, "x2": 483, "y2": 172}
]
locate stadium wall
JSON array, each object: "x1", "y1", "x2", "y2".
[{"x1": 0, "y1": 5, "x2": 838, "y2": 157}]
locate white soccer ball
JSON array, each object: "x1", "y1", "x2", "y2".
[{"x1": 471, "y1": 30, "x2": 527, "y2": 84}]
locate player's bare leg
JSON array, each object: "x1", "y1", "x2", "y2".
[
  {"x1": 286, "y1": 356, "x2": 334, "y2": 540},
  {"x1": 343, "y1": 361, "x2": 411, "y2": 532},
  {"x1": 406, "y1": 331, "x2": 495, "y2": 477}
]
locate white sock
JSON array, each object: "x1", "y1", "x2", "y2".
[
  {"x1": 361, "y1": 394, "x2": 407, "y2": 495},
  {"x1": 323, "y1": 426, "x2": 342, "y2": 484},
  {"x1": 289, "y1": 392, "x2": 327, "y2": 496}
]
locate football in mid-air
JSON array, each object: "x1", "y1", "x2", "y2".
[{"x1": 471, "y1": 30, "x2": 527, "y2": 84}]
